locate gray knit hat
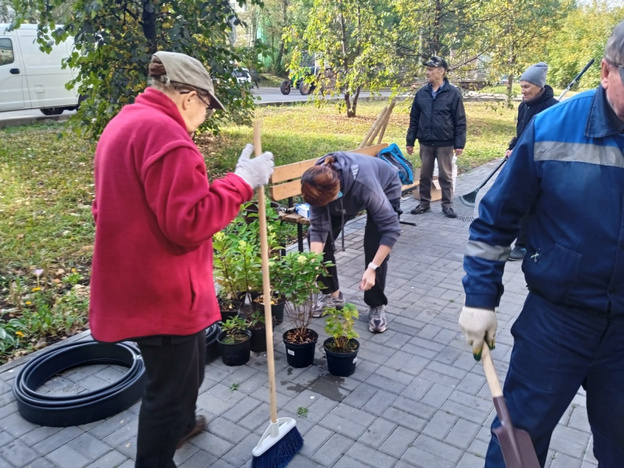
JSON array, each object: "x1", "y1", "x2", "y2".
[
  {"x1": 520, "y1": 62, "x2": 548, "y2": 88},
  {"x1": 153, "y1": 51, "x2": 224, "y2": 110},
  {"x1": 605, "y1": 20, "x2": 624, "y2": 66}
]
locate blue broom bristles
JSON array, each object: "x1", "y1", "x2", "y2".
[{"x1": 251, "y1": 426, "x2": 303, "y2": 468}]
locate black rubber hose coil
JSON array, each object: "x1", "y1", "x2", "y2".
[{"x1": 13, "y1": 340, "x2": 146, "y2": 427}]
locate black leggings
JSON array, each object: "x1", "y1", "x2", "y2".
[{"x1": 316, "y1": 198, "x2": 400, "y2": 308}]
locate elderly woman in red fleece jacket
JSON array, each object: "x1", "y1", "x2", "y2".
[{"x1": 89, "y1": 51, "x2": 274, "y2": 468}]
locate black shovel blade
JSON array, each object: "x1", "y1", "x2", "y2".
[{"x1": 492, "y1": 397, "x2": 540, "y2": 468}]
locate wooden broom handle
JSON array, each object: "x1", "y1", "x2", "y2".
[
  {"x1": 481, "y1": 344, "x2": 503, "y2": 398},
  {"x1": 253, "y1": 121, "x2": 278, "y2": 423}
]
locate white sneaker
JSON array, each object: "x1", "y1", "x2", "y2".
[
  {"x1": 368, "y1": 305, "x2": 388, "y2": 333},
  {"x1": 311, "y1": 292, "x2": 345, "y2": 318}
]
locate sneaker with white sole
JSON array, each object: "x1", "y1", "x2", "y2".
[
  {"x1": 368, "y1": 305, "x2": 388, "y2": 333},
  {"x1": 311, "y1": 292, "x2": 345, "y2": 318}
]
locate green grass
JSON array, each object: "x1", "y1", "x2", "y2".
[{"x1": 0, "y1": 99, "x2": 516, "y2": 363}]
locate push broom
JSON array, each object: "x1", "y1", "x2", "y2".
[{"x1": 251, "y1": 121, "x2": 303, "y2": 468}]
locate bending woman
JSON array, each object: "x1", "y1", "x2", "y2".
[{"x1": 301, "y1": 152, "x2": 402, "y2": 333}]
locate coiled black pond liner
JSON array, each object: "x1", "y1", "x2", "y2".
[
  {"x1": 205, "y1": 322, "x2": 221, "y2": 363},
  {"x1": 13, "y1": 340, "x2": 146, "y2": 427}
]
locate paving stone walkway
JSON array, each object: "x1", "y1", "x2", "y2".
[{"x1": 0, "y1": 160, "x2": 597, "y2": 468}]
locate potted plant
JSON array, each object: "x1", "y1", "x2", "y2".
[
  {"x1": 272, "y1": 251, "x2": 332, "y2": 368},
  {"x1": 247, "y1": 309, "x2": 270, "y2": 353},
  {"x1": 213, "y1": 215, "x2": 264, "y2": 320},
  {"x1": 216, "y1": 316, "x2": 252, "y2": 366},
  {"x1": 323, "y1": 303, "x2": 360, "y2": 377}
]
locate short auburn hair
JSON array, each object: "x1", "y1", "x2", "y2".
[{"x1": 301, "y1": 156, "x2": 341, "y2": 207}]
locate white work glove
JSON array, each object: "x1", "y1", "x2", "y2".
[
  {"x1": 458, "y1": 306, "x2": 497, "y2": 361},
  {"x1": 234, "y1": 144, "x2": 275, "y2": 190}
]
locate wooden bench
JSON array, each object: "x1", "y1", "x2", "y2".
[{"x1": 268, "y1": 143, "x2": 419, "y2": 252}]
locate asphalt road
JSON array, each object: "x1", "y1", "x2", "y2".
[{"x1": 0, "y1": 87, "x2": 399, "y2": 128}]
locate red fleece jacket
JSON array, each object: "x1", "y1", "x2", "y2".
[{"x1": 89, "y1": 88, "x2": 252, "y2": 342}]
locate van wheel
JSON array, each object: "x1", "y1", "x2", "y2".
[
  {"x1": 77, "y1": 94, "x2": 88, "y2": 108},
  {"x1": 41, "y1": 108, "x2": 64, "y2": 116}
]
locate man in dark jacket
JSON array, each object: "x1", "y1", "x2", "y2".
[
  {"x1": 406, "y1": 56, "x2": 467, "y2": 218},
  {"x1": 506, "y1": 62, "x2": 559, "y2": 261}
]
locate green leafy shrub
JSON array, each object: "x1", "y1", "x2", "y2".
[{"x1": 324, "y1": 303, "x2": 359, "y2": 352}]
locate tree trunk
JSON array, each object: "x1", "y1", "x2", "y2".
[
  {"x1": 344, "y1": 86, "x2": 361, "y2": 117},
  {"x1": 506, "y1": 75, "x2": 515, "y2": 108},
  {"x1": 141, "y1": 0, "x2": 157, "y2": 55}
]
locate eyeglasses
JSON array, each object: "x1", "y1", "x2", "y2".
[{"x1": 179, "y1": 90, "x2": 214, "y2": 113}]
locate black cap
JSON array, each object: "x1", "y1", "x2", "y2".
[{"x1": 423, "y1": 56, "x2": 448, "y2": 70}]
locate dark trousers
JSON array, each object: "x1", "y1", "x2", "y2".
[
  {"x1": 134, "y1": 330, "x2": 206, "y2": 468},
  {"x1": 316, "y1": 199, "x2": 400, "y2": 308},
  {"x1": 485, "y1": 293, "x2": 624, "y2": 467},
  {"x1": 418, "y1": 144, "x2": 454, "y2": 208}
]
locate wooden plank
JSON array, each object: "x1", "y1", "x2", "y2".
[
  {"x1": 269, "y1": 143, "x2": 391, "y2": 202},
  {"x1": 270, "y1": 158, "x2": 319, "y2": 184},
  {"x1": 352, "y1": 143, "x2": 388, "y2": 156},
  {"x1": 270, "y1": 180, "x2": 303, "y2": 201}
]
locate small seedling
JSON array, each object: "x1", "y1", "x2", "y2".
[
  {"x1": 230, "y1": 383, "x2": 239, "y2": 392},
  {"x1": 297, "y1": 406, "x2": 308, "y2": 418}
]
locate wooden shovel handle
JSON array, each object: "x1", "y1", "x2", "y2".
[
  {"x1": 253, "y1": 121, "x2": 278, "y2": 424},
  {"x1": 481, "y1": 344, "x2": 503, "y2": 398}
]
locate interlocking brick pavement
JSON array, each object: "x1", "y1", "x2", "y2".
[{"x1": 0, "y1": 160, "x2": 597, "y2": 467}]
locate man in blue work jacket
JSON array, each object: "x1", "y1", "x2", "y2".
[{"x1": 460, "y1": 21, "x2": 624, "y2": 467}]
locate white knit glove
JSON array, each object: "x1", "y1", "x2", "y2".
[
  {"x1": 458, "y1": 306, "x2": 497, "y2": 361},
  {"x1": 234, "y1": 144, "x2": 275, "y2": 190}
]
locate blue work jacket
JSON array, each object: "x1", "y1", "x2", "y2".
[{"x1": 463, "y1": 86, "x2": 624, "y2": 314}]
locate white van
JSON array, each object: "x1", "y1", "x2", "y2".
[{"x1": 0, "y1": 24, "x2": 79, "y2": 115}]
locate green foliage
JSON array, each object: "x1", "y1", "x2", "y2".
[
  {"x1": 475, "y1": 0, "x2": 573, "y2": 106},
  {"x1": 272, "y1": 251, "x2": 332, "y2": 341},
  {"x1": 0, "y1": 267, "x2": 88, "y2": 363},
  {"x1": 212, "y1": 201, "x2": 287, "y2": 303},
  {"x1": 297, "y1": 406, "x2": 309, "y2": 418},
  {"x1": 230, "y1": 382, "x2": 240, "y2": 392},
  {"x1": 220, "y1": 315, "x2": 250, "y2": 344},
  {"x1": 547, "y1": 2, "x2": 624, "y2": 90},
  {"x1": 285, "y1": 0, "x2": 400, "y2": 117},
  {"x1": 9, "y1": 0, "x2": 262, "y2": 139},
  {"x1": 247, "y1": 309, "x2": 266, "y2": 329},
  {"x1": 323, "y1": 302, "x2": 359, "y2": 352}
]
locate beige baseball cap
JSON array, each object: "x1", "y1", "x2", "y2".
[{"x1": 153, "y1": 51, "x2": 225, "y2": 110}]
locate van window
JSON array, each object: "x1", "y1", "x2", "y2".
[{"x1": 0, "y1": 38, "x2": 14, "y2": 66}]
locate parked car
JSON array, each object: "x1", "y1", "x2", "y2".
[
  {"x1": 0, "y1": 23, "x2": 80, "y2": 115},
  {"x1": 232, "y1": 67, "x2": 252, "y2": 85}
]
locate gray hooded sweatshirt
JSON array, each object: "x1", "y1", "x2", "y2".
[{"x1": 308, "y1": 152, "x2": 402, "y2": 248}]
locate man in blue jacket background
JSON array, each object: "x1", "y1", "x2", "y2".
[
  {"x1": 406, "y1": 56, "x2": 466, "y2": 219},
  {"x1": 459, "y1": 21, "x2": 624, "y2": 467}
]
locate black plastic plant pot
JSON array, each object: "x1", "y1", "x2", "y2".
[
  {"x1": 217, "y1": 330, "x2": 252, "y2": 366},
  {"x1": 13, "y1": 340, "x2": 146, "y2": 427},
  {"x1": 283, "y1": 329, "x2": 318, "y2": 368},
  {"x1": 253, "y1": 295, "x2": 286, "y2": 325},
  {"x1": 249, "y1": 326, "x2": 267, "y2": 353},
  {"x1": 324, "y1": 338, "x2": 359, "y2": 377},
  {"x1": 205, "y1": 323, "x2": 221, "y2": 363}
]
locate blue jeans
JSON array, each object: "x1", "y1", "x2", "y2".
[{"x1": 485, "y1": 293, "x2": 624, "y2": 467}]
